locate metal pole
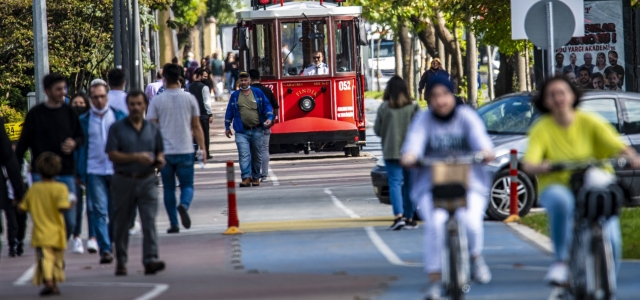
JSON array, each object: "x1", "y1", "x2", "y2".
[
  {"x1": 504, "y1": 149, "x2": 521, "y2": 223},
  {"x1": 144, "y1": 23, "x2": 151, "y2": 87},
  {"x1": 370, "y1": 36, "x2": 374, "y2": 90},
  {"x1": 120, "y1": 0, "x2": 130, "y2": 89},
  {"x1": 153, "y1": 11, "x2": 161, "y2": 68},
  {"x1": 33, "y1": 0, "x2": 50, "y2": 104},
  {"x1": 131, "y1": 0, "x2": 142, "y2": 90},
  {"x1": 114, "y1": 0, "x2": 122, "y2": 68},
  {"x1": 546, "y1": 1, "x2": 555, "y2": 78},
  {"x1": 487, "y1": 45, "x2": 494, "y2": 100}
]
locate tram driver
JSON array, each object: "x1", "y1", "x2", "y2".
[{"x1": 302, "y1": 51, "x2": 329, "y2": 76}]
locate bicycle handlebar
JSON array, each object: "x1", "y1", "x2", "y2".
[
  {"x1": 548, "y1": 157, "x2": 629, "y2": 172},
  {"x1": 418, "y1": 153, "x2": 485, "y2": 167}
]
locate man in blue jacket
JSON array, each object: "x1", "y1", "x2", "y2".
[
  {"x1": 224, "y1": 71, "x2": 274, "y2": 187},
  {"x1": 75, "y1": 79, "x2": 127, "y2": 264}
]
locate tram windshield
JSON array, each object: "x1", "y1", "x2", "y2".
[
  {"x1": 280, "y1": 20, "x2": 329, "y2": 76},
  {"x1": 250, "y1": 23, "x2": 276, "y2": 76},
  {"x1": 334, "y1": 20, "x2": 354, "y2": 73}
]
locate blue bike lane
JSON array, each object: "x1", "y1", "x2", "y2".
[{"x1": 238, "y1": 221, "x2": 640, "y2": 299}]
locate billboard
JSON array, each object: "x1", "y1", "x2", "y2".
[{"x1": 553, "y1": 1, "x2": 625, "y2": 91}]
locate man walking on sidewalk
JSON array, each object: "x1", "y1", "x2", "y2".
[
  {"x1": 147, "y1": 63, "x2": 206, "y2": 234},
  {"x1": 106, "y1": 90, "x2": 165, "y2": 276},
  {"x1": 15, "y1": 73, "x2": 84, "y2": 241},
  {"x1": 107, "y1": 69, "x2": 129, "y2": 115},
  {"x1": 76, "y1": 79, "x2": 127, "y2": 264},
  {"x1": 248, "y1": 69, "x2": 279, "y2": 182},
  {"x1": 224, "y1": 71, "x2": 274, "y2": 187},
  {"x1": 188, "y1": 68, "x2": 214, "y2": 158}
]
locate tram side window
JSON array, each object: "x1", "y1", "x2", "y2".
[
  {"x1": 252, "y1": 24, "x2": 275, "y2": 76},
  {"x1": 280, "y1": 21, "x2": 329, "y2": 76},
  {"x1": 335, "y1": 20, "x2": 354, "y2": 73}
]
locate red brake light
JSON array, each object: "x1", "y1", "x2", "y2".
[
  {"x1": 354, "y1": 136, "x2": 359, "y2": 141},
  {"x1": 259, "y1": 0, "x2": 269, "y2": 5}
]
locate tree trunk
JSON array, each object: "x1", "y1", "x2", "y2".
[
  {"x1": 524, "y1": 44, "x2": 531, "y2": 90},
  {"x1": 495, "y1": 52, "x2": 517, "y2": 97},
  {"x1": 487, "y1": 45, "x2": 495, "y2": 100},
  {"x1": 395, "y1": 35, "x2": 402, "y2": 78},
  {"x1": 437, "y1": 37, "x2": 446, "y2": 65},
  {"x1": 453, "y1": 22, "x2": 464, "y2": 93},
  {"x1": 412, "y1": 16, "x2": 438, "y2": 58},
  {"x1": 517, "y1": 51, "x2": 527, "y2": 91},
  {"x1": 376, "y1": 38, "x2": 382, "y2": 92},
  {"x1": 398, "y1": 18, "x2": 413, "y2": 97},
  {"x1": 466, "y1": 22, "x2": 478, "y2": 108},
  {"x1": 432, "y1": 10, "x2": 463, "y2": 91}
]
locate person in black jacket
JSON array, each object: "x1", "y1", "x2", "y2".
[
  {"x1": 418, "y1": 58, "x2": 451, "y2": 101},
  {"x1": 188, "y1": 68, "x2": 213, "y2": 157},
  {"x1": 0, "y1": 117, "x2": 25, "y2": 258},
  {"x1": 248, "y1": 69, "x2": 279, "y2": 182},
  {"x1": 15, "y1": 73, "x2": 84, "y2": 240}
]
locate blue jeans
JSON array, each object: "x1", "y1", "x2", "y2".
[
  {"x1": 86, "y1": 174, "x2": 113, "y2": 253},
  {"x1": 385, "y1": 160, "x2": 414, "y2": 219},
  {"x1": 225, "y1": 72, "x2": 235, "y2": 91},
  {"x1": 32, "y1": 174, "x2": 77, "y2": 240},
  {"x1": 235, "y1": 128, "x2": 263, "y2": 179},
  {"x1": 160, "y1": 153, "x2": 195, "y2": 227},
  {"x1": 540, "y1": 185, "x2": 622, "y2": 272}
]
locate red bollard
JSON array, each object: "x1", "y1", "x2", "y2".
[
  {"x1": 504, "y1": 149, "x2": 521, "y2": 223},
  {"x1": 224, "y1": 161, "x2": 244, "y2": 235}
]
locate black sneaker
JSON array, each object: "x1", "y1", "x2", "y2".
[
  {"x1": 100, "y1": 252, "x2": 114, "y2": 264},
  {"x1": 177, "y1": 205, "x2": 191, "y2": 229},
  {"x1": 389, "y1": 217, "x2": 406, "y2": 231},
  {"x1": 144, "y1": 260, "x2": 166, "y2": 275},
  {"x1": 403, "y1": 219, "x2": 419, "y2": 230},
  {"x1": 16, "y1": 242, "x2": 24, "y2": 256},
  {"x1": 167, "y1": 226, "x2": 180, "y2": 234}
]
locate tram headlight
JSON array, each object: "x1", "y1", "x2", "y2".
[{"x1": 298, "y1": 96, "x2": 315, "y2": 112}]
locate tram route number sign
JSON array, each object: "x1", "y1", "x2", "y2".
[{"x1": 4, "y1": 122, "x2": 23, "y2": 141}]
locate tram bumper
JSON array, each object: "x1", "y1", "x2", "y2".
[{"x1": 269, "y1": 117, "x2": 360, "y2": 153}]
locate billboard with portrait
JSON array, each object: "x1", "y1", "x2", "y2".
[{"x1": 554, "y1": 0, "x2": 625, "y2": 91}]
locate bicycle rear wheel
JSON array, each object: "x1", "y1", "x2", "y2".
[{"x1": 569, "y1": 226, "x2": 588, "y2": 299}]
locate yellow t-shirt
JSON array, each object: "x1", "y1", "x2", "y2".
[
  {"x1": 523, "y1": 110, "x2": 626, "y2": 192},
  {"x1": 19, "y1": 181, "x2": 70, "y2": 249}
]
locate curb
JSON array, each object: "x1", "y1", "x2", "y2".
[{"x1": 505, "y1": 222, "x2": 553, "y2": 255}]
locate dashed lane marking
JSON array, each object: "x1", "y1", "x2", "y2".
[
  {"x1": 13, "y1": 264, "x2": 35, "y2": 286},
  {"x1": 324, "y1": 188, "x2": 360, "y2": 219},
  {"x1": 268, "y1": 168, "x2": 280, "y2": 186},
  {"x1": 364, "y1": 227, "x2": 422, "y2": 267}
]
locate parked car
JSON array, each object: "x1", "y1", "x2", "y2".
[{"x1": 371, "y1": 91, "x2": 640, "y2": 220}]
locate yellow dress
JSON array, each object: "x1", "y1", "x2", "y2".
[{"x1": 19, "y1": 181, "x2": 70, "y2": 284}]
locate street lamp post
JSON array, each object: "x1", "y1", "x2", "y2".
[{"x1": 33, "y1": 0, "x2": 50, "y2": 104}]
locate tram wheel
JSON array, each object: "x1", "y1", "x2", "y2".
[
  {"x1": 344, "y1": 149, "x2": 350, "y2": 156},
  {"x1": 350, "y1": 147, "x2": 360, "y2": 157}
]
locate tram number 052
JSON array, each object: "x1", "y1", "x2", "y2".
[
  {"x1": 338, "y1": 81, "x2": 352, "y2": 91},
  {"x1": 265, "y1": 84, "x2": 275, "y2": 92}
]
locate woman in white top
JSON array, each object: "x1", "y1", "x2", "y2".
[{"x1": 592, "y1": 52, "x2": 608, "y2": 74}]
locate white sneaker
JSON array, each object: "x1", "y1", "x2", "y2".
[
  {"x1": 260, "y1": 176, "x2": 268, "y2": 182},
  {"x1": 86, "y1": 239, "x2": 98, "y2": 254},
  {"x1": 544, "y1": 262, "x2": 568, "y2": 286},
  {"x1": 472, "y1": 255, "x2": 492, "y2": 284},
  {"x1": 425, "y1": 282, "x2": 442, "y2": 300},
  {"x1": 129, "y1": 221, "x2": 141, "y2": 236},
  {"x1": 72, "y1": 237, "x2": 84, "y2": 254}
]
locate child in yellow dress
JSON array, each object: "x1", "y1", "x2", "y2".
[{"x1": 19, "y1": 152, "x2": 72, "y2": 296}]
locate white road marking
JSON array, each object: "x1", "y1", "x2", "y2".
[
  {"x1": 324, "y1": 188, "x2": 360, "y2": 219},
  {"x1": 364, "y1": 227, "x2": 422, "y2": 267},
  {"x1": 21, "y1": 281, "x2": 169, "y2": 299},
  {"x1": 134, "y1": 283, "x2": 170, "y2": 300},
  {"x1": 268, "y1": 168, "x2": 280, "y2": 186},
  {"x1": 13, "y1": 264, "x2": 35, "y2": 286}
]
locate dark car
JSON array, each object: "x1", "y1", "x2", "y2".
[{"x1": 371, "y1": 91, "x2": 640, "y2": 220}]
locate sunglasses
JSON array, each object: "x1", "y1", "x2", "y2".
[{"x1": 313, "y1": 56, "x2": 321, "y2": 60}]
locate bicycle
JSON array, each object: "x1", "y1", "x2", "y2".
[
  {"x1": 420, "y1": 153, "x2": 485, "y2": 300},
  {"x1": 548, "y1": 158, "x2": 628, "y2": 300}
]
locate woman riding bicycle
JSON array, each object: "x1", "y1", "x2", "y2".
[
  {"x1": 401, "y1": 75, "x2": 494, "y2": 299},
  {"x1": 522, "y1": 76, "x2": 640, "y2": 286}
]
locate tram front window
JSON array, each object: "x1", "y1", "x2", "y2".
[
  {"x1": 280, "y1": 20, "x2": 329, "y2": 76},
  {"x1": 251, "y1": 23, "x2": 275, "y2": 76},
  {"x1": 335, "y1": 20, "x2": 354, "y2": 73}
]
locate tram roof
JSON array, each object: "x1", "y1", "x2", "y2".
[{"x1": 236, "y1": 2, "x2": 362, "y2": 20}]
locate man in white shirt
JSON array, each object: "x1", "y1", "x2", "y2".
[
  {"x1": 147, "y1": 63, "x2": 207, "y2": 234},
  {"x1": 76, "y1": 79, "x2": 127, "y2": 264},
  {"x1": 303, "y1": 51, "x2": 329, "y2": 76},
  {"x1": 145, "y1": 71, "x2": 164, "y2": 103},
  {"x1": 107, "y1": 68, "x2": 129, "y2": 115}
]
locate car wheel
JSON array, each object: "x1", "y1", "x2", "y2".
[{"x1": 486, "y1": 169, "x2": 535, "y2": 221}]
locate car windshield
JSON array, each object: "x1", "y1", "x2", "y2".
[{"x1": 477, "y1": 95, "x2": 537, "y2": 134}]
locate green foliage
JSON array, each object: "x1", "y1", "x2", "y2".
[
  {"x1": 171, "y1": 0, "x2": 207, "y2": 28},
  {"x1": 0, "y1": 104, "x2": 24, "y2": 123},
  {"x1": 0, "y1": 87, "x2": 27, "y2": 113},
  {"x1": 365, "y1": 90, "x2": 384, "y2": 99},
  {"x1": 207, "y1": 0, "x2": 244, "y2": 25}
]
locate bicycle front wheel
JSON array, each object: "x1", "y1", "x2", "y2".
[
  {"x1": 447, "y1": 229, "x2": 464, "y2": 300},
  {"x1": 592, "y1": 227, "x2": 616, "y2": 300}
]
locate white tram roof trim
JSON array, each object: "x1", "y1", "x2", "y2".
[{"x1": 237, "y1": 2, "x2": 362, "y2": 20}]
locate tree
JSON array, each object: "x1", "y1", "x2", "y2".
[{"x1": 0, "y1": 0, "x2": 168, "y2": 112}]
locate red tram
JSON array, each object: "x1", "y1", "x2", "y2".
[{"x1": 233, "y1": 0, "x2": 368, "y2": 156}]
